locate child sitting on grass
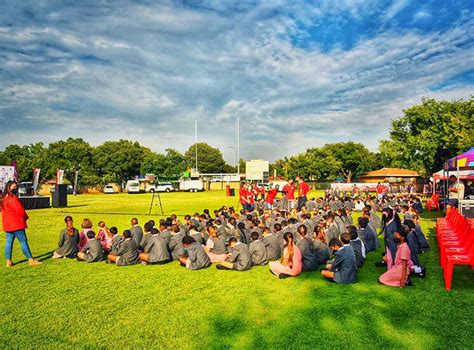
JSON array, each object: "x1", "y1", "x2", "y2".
[
  {"x1": 53, "y1": 216, "x2": 80, "y2": 259},
  {"x1": 139, "y1": 227, "x2": 171, "y2": 265},
  {"x1": 109, "y1": 227, "x2": 122, "y2": 254},
  {"x1": 379, "y1": 228, "x2": 412, "y2": 288},
  {"x1": 107, "y1": 230, "x2": 139, "y2": 266},
  {"x1": 178, "y1": 236, "x2": 211, "y2": 270},
  {"x1": 216, "y1": 237, "x2": 252, "y2": 271},
  {"x1": 249, "y1": 231, "x2": 267, "y2": 266},
  {"x1": 321, "y1": 233, "x2": 357, "y2": 284},
  {"x1": 269, "y1": 232, "x2": 302, "y2": 279},
  {"x1": 77, "y1": 230, "x2": 104, "y2": 263}
]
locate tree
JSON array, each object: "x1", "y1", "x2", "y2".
[
  {"x1": 184, "y1": 143, "x2": 229, "y2": 173},
  {"x1": 321, "y1": 142, "x2": 376, "y2": 182},
  {"x1": 45, "y1": 138, "x2": 96, "y2": 184},
  {"x1": 0, "y1": 143, "x2": 48, "y2": 181},
  {"x1": 379, "y1": 97, "x2": 474, "y2": 176},
  {"x1": 286, "y1": 149, "x2": 341, "y2": 181},
  {"x1": 93, "y1": 140, "x2": 148, "y2": 184}
]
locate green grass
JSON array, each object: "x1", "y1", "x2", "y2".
[{"x1": 1, "y1": 191, "x2": 473, "y2": 349}]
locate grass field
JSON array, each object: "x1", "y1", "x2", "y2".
[{"x1": 1, "y1": 191, "x2": 473, "y2": 349}]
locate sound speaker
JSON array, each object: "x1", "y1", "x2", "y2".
[
  {"x1": 460, "y1": 200, "x2": 474, "y2": 218},
  {"x1": 52, "y1": 184, "x2": 68, "y2": 208}
]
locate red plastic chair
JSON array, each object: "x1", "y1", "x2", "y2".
[
  {"x1": 440, "y1": 226, "x2": 474, "y2": 268},
  {"x1": 427, "y1": 194, "x2": 440, "y2": 212},
  {"x1": 444, "y1": 241, "x2": 474, "y2": 290}
]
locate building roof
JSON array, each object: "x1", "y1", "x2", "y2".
[{"x1": 361, "y1": 168, "x2": 420, "y2": 178}]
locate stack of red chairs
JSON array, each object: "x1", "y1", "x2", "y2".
[{"x1": 436, "y1": 209, "x2": 474, "y2": 290}]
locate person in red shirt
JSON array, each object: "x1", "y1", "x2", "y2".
[
  {"x1": 265, "y1": 184, "x2": 280, "y2": 210},
  {"x1": 1, "y1": 181, "x2": 41, "y2": 267},
  {"x1": 282, "y1": 179, "x2": 296, "y2": 211},
  {"x1": 296, "y1": 176, "x2": 310, "y2": 210},
  {"x1": 259, "y1": 184, "x2": 266, "y2": 201},
  {"x1": 246, "y1": 185, "x2": 256, "y2": 211},
  {"x1": 376, "y1": 182, "x2": 384, "y2": 200},
  {"x1": 252, "y1": 184, "x2": 260, "y2": 202},
  {"x1": 239, "y1": 183, "x2": 250, "y2": 211}
]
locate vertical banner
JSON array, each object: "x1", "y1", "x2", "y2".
[
  {"x1": 0, "y1": 166, "x2": 15, "y2": 192},
  {"x1": 73, "y1": 170, "x2": 79, "y2": 196},
  {"x1": 11, "y1": 160, "x2": 18, "y2": 181},
  {"x1": 56, "y1": 169, "x2": 64, "y2": 185},
  {"x1": 32, "y1": 168, "x2": 41, "y2": 195}
]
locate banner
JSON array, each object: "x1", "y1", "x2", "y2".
[
  {"x1": 32, "y1": 168, "x2": 41, "y2": 195},
  {"x1": 73, "y1": 170, "x2": 79, "y2": 195},
  {"x1": 330, "y1": 182, "x2": 389, "y2": 192},
  {"x1": 56, "y1": 169, "x2": 64, "y2": 185},
  {"x1": 11, "y1": 160, "x2": 18, "y2": 181},
  {"x1": 0, "y1": 166, "x2": 15, "y2": 192}
]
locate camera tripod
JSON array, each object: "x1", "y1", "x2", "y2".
[{"x1": 148, "y1": 186, "x2": 164, "y2": 215}]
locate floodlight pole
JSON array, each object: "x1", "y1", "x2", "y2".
[
  {"x1": 229, "y1": 147, "x2": 236, "y2": 172},
  {"x1": 237, "y1": 117, "x2": 240, "y2": 176},
  {"x1": 195, "y1": 119, "x2": 198, "y2": 172}
]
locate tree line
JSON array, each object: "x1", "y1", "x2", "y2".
[{"x1": 1, "y1": 97, "x2": 472, "y2": 185}]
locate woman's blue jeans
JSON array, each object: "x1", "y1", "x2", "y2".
[{"x1": 4, "y1": 229, "x2": 33, "y2": 260}]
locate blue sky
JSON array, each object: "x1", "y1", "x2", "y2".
[{"x1": 0, "y1": 0, "x2": 473, "y2": 163}]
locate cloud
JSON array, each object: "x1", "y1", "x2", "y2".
[{"x1": 0, "y1": 1, "x2": 472, "y2": 164}]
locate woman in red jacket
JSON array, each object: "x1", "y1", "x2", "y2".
[{"x1": 2, "y1": 181, "x2": 41, "y2": 267}]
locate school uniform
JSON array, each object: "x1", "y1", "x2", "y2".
[
  {"x1": 349, "y1": 239, "x2": 365, "y2": 268},
  {"x1": 325, "y1": 223, "x2": 340, "y2": 244},
  {"x1": 139, "y1": 232, "x2": 152, "y2": 250},
  {"x1": 130, "y1": 225, "x2": 143, "y2": 248},
  {"x1": 110, "y1": 235, "x2": 123, "y2": 255},
  {"x1": 358, "y1": 226, "x2": 378, "y2": 252},
  {"x1": 414, "y1": 224, "x2": 430, "y2": 252},
  {"x1": 262, "y1": 234, "x2": 281, "y2": 260},
  {"x1": 190, "y1": 231, "x2": 205, "y2": 245},
  {"x1": 251, "y1": 227, "x2": 262, "y2": 240},
  {"x1": 329, "y1": 245, "x2": 357, "y2": 284},
  {"x1": 369, "y1": 212, "x2": 381, "y2": 231},
  {"x1": 249, "y1": 240, "x2": 267, "y2": 266},
  {"x1": 160, "y1": 229, "x2": 172, "y2": 246},
  {"x1": 56, "y1": 228, "x2": 80, "y2": 257},
  {"x1": 407, "y1": 231, "x2": 421, "y2": 267},
  {"x1": 144, "y1": 234, "x2": 171, "y2": 264},
  {"x1": 384, "y1": 220, "x2": 399, "y2": 268},
  {"x1": 169, "y1": 232, "x2": 185, "y2": 260},
  {"x1": 305, "y1": 200, "x2": 317, "y2": 212},
  {"x1": 80, "y1": 238, "x2": 104, "y2": 262},
  {"x1": 313, "y1": 240, "x2": 331, "y2": 265},
  {"x1": 296, "y1": 237, "x2": 318, "y2": 271},
  {"x1": 116, "y1": 238, "x2": 139, "y2": 266},
  {"x1": 227, "y1": 242, "x2": 252, "y2": 271},
  {"x1": 186, "y1": 242, "x2": 211, "y2": 270},
  {"x1": 403, "y1": 212, "x2": 413, "y2": 221},
  {"x1": 209, "y1": 236, "x2": 227, "y2": 254}
]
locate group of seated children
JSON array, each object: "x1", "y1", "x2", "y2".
[{"x1": 52, "y1": 197, "x2": 429, "y2": 287}]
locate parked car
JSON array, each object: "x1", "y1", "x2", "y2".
[
  {"x1": 50, "y1": 185, "x2": 74, "y2": 194},
  {"x1": 19, "y1": 182, "x2": 34, "y2": 196},
  {"x1": 103, "y1": 185, "x2": 116, "y2": 194},
  {"x1": 148, "y1": 182, "x2": 174, "y2": 193},
  {"x1": 126, "y1": 180, "x2": 141, "y2": 193}
]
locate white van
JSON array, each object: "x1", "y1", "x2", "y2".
[
  {"x1": 126, "y1": 180, "x2": 141, "y2": 193},
  {"x1": 179, "y1": 177, "x2": 204, "y2": 192},
  {"x1": 147, "y1": 182, "x2": 175, "y2": 193}
]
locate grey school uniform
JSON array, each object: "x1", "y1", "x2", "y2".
[
  {"x1": 56, "y1": 228, "x2": 80, "y2": 257},
  {"x1": 414, "y1": 224, "x2": 430, "y2": 252},
  {"x1": 81, "y1": 238, "x2": 104, "y2": 262},
  {"x1": 130, "y1": 225, "x2": 143, "y2": 248},
  {"x1": 296, "y1": 237, "x2": 318, "y2": 271},
  {"x1": 139, "y1": 233, "x2": 152, "y2": 250},
  {"x1": 358, "y1": 226, "x2": 378, "y2": 252},
  {"x1": 190, "y1": 231, "x2": 205, "y2": 245},
  {"x1": 369, "y1": 212, "x2": 381, "y2": 231},
  {"x1": 326, "y1": 224, "x2": 340, "y2": 244},
  {"x1": 110, "y1": 235, "x2": 123, "y2": 255},
  {"x1": 249, "y1": 240, "x2": 267, "y2": 266},
  {"x1": 169, "y1": 232, "x2": 185, "y2": 260},
  {"x1": 330, "y1": 245, "x2": 357, "y2": 284},
  {"x1": 313, "y1": 240, "x2": 331, "y2": 265},
  {"x1": 116, "y1": 238, "x2": 139, "y2": 266},
  {"x1": 228, "y1": 242, "x2": 252, "y2": 271},
  {"x1": 262, "y1": 234, "x2": 281, "y2": 260},
  {"x1": 350, "y1": 239, "x2": 365, "y2": 268},
  {"x1": 144, "y1": 234, "x2": 171, "y2": 263},
  {"x1": 186, "y1": 242, "x2": 211, "y2": 270},
  {"x1": 160, "y1": 229, "x2": 172, "y2": 246},
  {"x1": 209, "y1": 237, "x2": 227, "y2": 254}
]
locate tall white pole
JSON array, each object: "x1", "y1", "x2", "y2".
[
  {"x1": 237, "y1": 117, "x2": 240, "y2": 176},
  {"x1": 229, "y1": 147, "x2": 236, "y2": 172},
  {"x1": 195, "y1": 119, "x2": 198, "y2": 173}
]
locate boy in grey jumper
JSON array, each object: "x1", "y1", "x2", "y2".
[
  {"x1": 109, "y1": 227, "x2": 123, "y2": 255},
  {"x1": 216, "y1": 238, "x2": 252, "y2": 271},
  {"x1": 139, "y1": 228, "x2": 171, "y2": 265},
  {"x1": 107, "y1": 230, "x2": 139, "y2": 266},
  {"x1": 77, "y1": 231, "x2": 104, "y2": 262},
  {"x1": 178, "y1": 236, "x2": 211, "y2": 270},
  {"x1": 249, "y1": 232, "x2": 268, "y2": 266}
]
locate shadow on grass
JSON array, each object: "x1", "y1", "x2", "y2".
[{"x1": 14, "y1": 250, "x2": 54, "y2": 264}]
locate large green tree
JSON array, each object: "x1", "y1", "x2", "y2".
[
  {"x1": 379, "y1": 97, "x2": 474, "y2": 176},
  {"x1": 185, "y1": 143, "x2": 229, "y2": 173},
  {"x1": 0, "y1": 143, "x2": 48, "y2": 181}
]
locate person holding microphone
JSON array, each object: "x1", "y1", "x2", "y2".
[{"x1": 2, "y1": 180, "x2": 41, "y2": 267}]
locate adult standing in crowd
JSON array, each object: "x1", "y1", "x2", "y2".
[
  {"x1": 447, "y1": 175, "x2": 465, "y2": 210},
  {"x1": 1, "y1": 180, "x2": 41, "y2": 267},
  {"x1": 296, "y1": 176, "x2": 310, "y2": 210},
  {"x1": 282, "y1": 179, "x2": 296, "y2": 212}
]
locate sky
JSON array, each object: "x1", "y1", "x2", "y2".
[{"x1": 0, "y1": 0, "x2": 473, "y2": 164}]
